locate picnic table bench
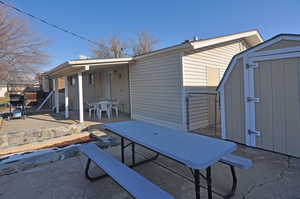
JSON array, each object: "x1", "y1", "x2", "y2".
[
  {"x1": 81, "y1": 143, "x2": 175, "y2": 199},
  {"x1": 80, "y1": 121, "x2": 252, "y2": 199}
]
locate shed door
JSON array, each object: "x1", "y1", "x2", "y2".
[{"x1": 253, "y1": 58, "x2": 300, "y2": 157}]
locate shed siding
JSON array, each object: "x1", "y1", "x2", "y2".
[
  {"x1": 183, "y1": 40, "x2": 247, "y2": 130},
  {"x1": 223, "y1": 58, "x2": 245, "y2": 143},
  {"x1": 130, "y1": 50, "x2": 184, "y2": 130},
  {"x1": 254, "y1": 57, "x2": 300, "y2": 157}
]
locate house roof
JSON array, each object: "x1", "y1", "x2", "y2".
[
  {"x1": 134, "y1": 29, "x2": 262, "y2": 59},
  {"x1": 217, "y1": 33, "x2": 300, "y2": 91},
  {"x1": 46, "y1": 30, "x2": 263, "y2": 78}
]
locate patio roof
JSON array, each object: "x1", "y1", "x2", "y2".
[{"x1": 45, "y1": 57, "x2": 134, "y2": 78}]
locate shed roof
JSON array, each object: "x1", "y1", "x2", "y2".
[
  {"x1": 217, "y1": 34, "x2": 300, "y2": 91},
  {"x1": 46, "y1": 30, "x2": 263, "y2": 78}
]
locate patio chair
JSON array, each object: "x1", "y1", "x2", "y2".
[
  {"x1": 86, "y1": 102, "x2": 97, "y2": 119},
  {"x1": 97, "y1": 101, "x2": 112, "y2": 120},
  {"x1": 111, "y1": 99, "x2": 119, "y2": 118}
]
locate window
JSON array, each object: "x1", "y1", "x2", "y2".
[
  {"x1": 88, "y1": 73, "x2": 94, "y2": 85},
  {"x1": 68, "y1": 76, "x2": 75, "y2": 86}
]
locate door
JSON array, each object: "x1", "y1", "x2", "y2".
[
  {"x1": 252, "y1": 58, "x2": 300, "y2": 157},
  {"x1": 102, "y1": 71, "x2": 112, "y2": 99}
]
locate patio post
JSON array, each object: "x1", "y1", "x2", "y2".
[
  {"x1": 78, "y1": 72, "x2": 84, "y2": 123},
  {"x1": 64, "y1": 76, "x2": 69, "y2": 118},
  {"x1": 53, "y1": 78, "x2": 59, "y2": 113}
]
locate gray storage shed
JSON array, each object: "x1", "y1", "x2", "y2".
[{"x1": 218, "y1": 34, "x2": 300, "y2": 157}]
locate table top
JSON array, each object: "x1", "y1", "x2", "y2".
[{"x1": 104, "y1": 121, "x2": 236, "y2": 170}]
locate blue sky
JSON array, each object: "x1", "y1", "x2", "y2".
[{"x1": 5, "y1": 0, "x2": 300, "y2": 71}]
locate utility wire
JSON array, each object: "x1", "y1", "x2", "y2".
[{"x1": 0, "y1": 0, "x2": 99, "y2": 46}]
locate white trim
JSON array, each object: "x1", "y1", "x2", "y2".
[
  {"x1": 247, "y1": 58, "x2": 257, "y2": 146},
  {"x1": 64, "y1": 76, "x2": 69, "y2": 118},
  {"x1": 282, "y1": 35, "x2": 300, "y2": 41},
  {"x1": 78, "y1": 72, "x2": 84, "y2": 123},
  {"x1": 180, "y1": 52, "x2": 188, "y2": 131},
  {"x1": 68, "y1": 57, "x2": 133, "y2": 65},
  {"x1": 129, "y1": 63, "x2": 133, "y2": 117},
  {"x1": 191, "y1": 30, "x2": 263, "y2": 49},
  {"x1": 219, "y1": 87, "x2": 226, "y2": 139},
  {"x1": 249, "y1": 52, "x2": 300, "y2": 63},
  {"x1": 243, "y1": 56, "x2": 251, "y2": 146},
  {"x1": 249, "y1": 46, "x2": 300, "y2": 57},
  {"x1": 244, "y1": 56, "x2": 260, "y2": 147}
]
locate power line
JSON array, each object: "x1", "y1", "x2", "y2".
[{"x1": 0, "y1": 0, "x2": 99, "y2": 46}]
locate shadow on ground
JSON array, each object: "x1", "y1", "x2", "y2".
[{"x1": 0, "y1": 141, "x2": 300, "y2": 199}]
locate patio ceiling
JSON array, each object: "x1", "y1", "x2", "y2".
[{"x1": 46, "y1": 58, "x2": 134, "y2": 78}]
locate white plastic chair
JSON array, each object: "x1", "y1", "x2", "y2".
[
  {"x1": 97, "y1": 101, "x2": 112, "y2": 120},
  {"x1": 111, "y1": 99, "x2": 119, "y2": 118},
  {"x1": 86, "y1": 102, "x2": 97, "y2": 119}
]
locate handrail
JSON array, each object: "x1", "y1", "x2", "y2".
[{"x1": 36, "y1": 91, "x2": 54, "y2": 111}]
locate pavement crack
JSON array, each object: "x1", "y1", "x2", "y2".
[
  {"x1": 242, "y1": 182, "x2": 265, "y2": 199},
  {"x1": 242, "y1": 157, "x2": 292, "y2": 199}
]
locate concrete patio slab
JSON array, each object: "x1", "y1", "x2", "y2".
[{"x1": 0, "y1": 143, "x2": 300, "y2": 199}]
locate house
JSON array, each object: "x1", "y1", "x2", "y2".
[
  {"x1": 45, "y1": 30, "x2": 262, "y2": 131},
  {"x1": 0, "y1": 73, "x2": 39, "y2": 95},
  {"x1": 0, "y1": 80, "x2": 8, "y2": 98},
  {"x1": 217, "y1": 34, "x2": 300, "y2": 157},
  {"x1": 39, "y1": 73, "x2": 65, "y2": 93}
]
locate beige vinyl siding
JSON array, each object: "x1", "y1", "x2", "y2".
[
  {"x1": 68, "y1": 75, "x2": 79, "y2": 110},
  {"x1": 224, "y1": 58, "x2": 245, "y2": 143},
  {"x1": 130, "y1": 50, "x2": 184, "y2": 130},
  {"x1": 82, "y1": 71, "x2": 102, "y2": 104},
  {"x1": 257, "y1": 40, "x2": 300, "y2": 52},
  {"x1": 254, "y1": 57, "x2": 300, "y2": 157},
  {"x1": 110, "y1": 65, "x2": 130, "y2": 113},
  {"x1": 183, "y1": 40, "x2": 247, "y2": 130}
]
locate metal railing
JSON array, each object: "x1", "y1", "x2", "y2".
[{"x1": 186, "y1": 92, "x2": 220, "y2": 137}]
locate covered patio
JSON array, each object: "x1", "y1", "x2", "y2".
[{"x1": 45, "y1": 58, "x2": 133, "y2": 123}]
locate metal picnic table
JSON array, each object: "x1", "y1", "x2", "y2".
[{"x1": 88, "y1": 121, "x2": 237, "y2": 199}]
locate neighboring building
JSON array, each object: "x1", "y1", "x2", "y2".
[
  {"x1": 45, "y1": 30, "x2": 262, "y2": 131},
  {"x1": 0, "y1": 80, "x2": 7, "y2": 97},
  {"x1": 218, "y1": 34, "x2": 300, "y2": 157},
  {"x1": 39, "y1": 73, "x2": 65, "y2": 92},
  {"x1": 2, "y1": 72, "x2": 40, "y2": 94}
]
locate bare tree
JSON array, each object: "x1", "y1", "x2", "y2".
[
  {"x1": 132, "y1": 31, "x2": 158, "y2": 56},
  {"x1": 93, "y1": 34, "x2": 127, "y2": 58},
  {"x1": 0, "y1": 6, "x2": 48, "y2": 81}
]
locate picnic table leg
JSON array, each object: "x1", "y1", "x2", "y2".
[
  {"x1": 194, "y1": 170, "x2": 200, "y2": 199},
  {"x1": 121, "y1": 137, "x2": 125, "y2": 163},
  {"x1": 132, "y1": 142, "x2": 135, "y2": 166},
  {"x1": 206, "y1": 167, "x2": 212, "y2": 199},
  {"x1": 224, "y1": 165, "x2": 237, "y2": 199},
  {"x1": 84, "y1": 158, "x2": 108, "y2": 181}
]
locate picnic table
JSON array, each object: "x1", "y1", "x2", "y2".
[{"x1": 81, "y1": 121, "x2": 250, "y2": 199}]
